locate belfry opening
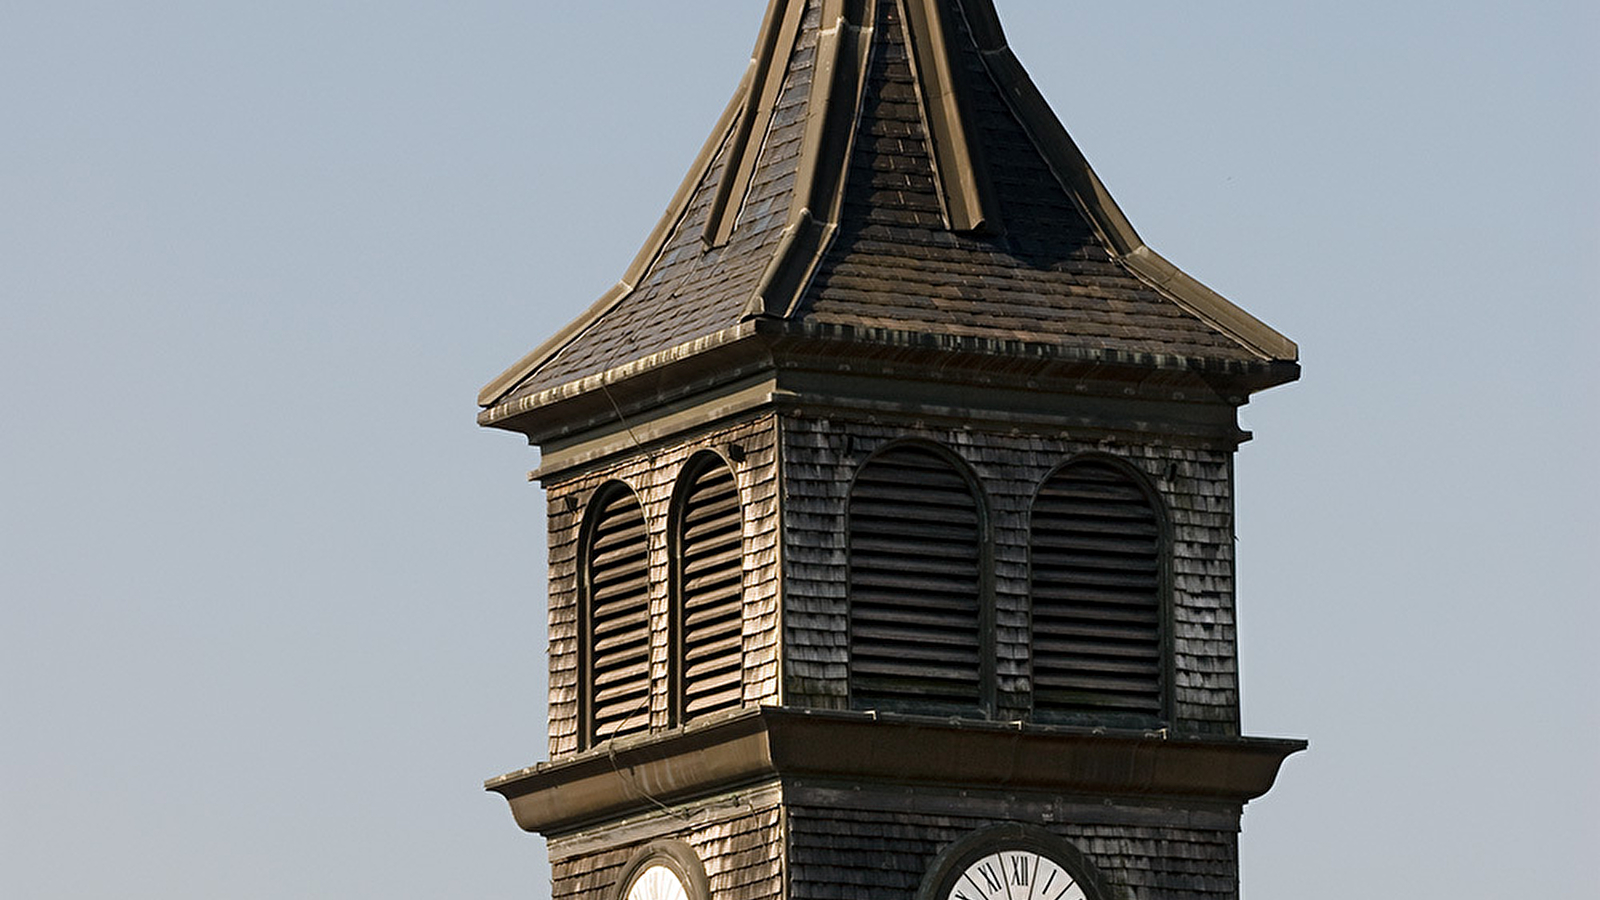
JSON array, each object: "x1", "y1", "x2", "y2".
[{"x1": 477, "y1": 2, "x2": 1304, "y2": 898}]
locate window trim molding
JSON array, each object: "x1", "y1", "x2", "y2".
[
  {"x1": 612, "y1": 840, "x2": 711, "y2": 900},
  {"x1": 844, "y1": 438, "x2": 996, "y2": 718},
  {"x1": 577, "y1": 479, "x2": 653, "y2": 750},
  {"x1": 1025, "y1": 451, "x2": 1175, "y2": 728},
  {"x1": 915, "y1": 824, "x2": 1113, "y2": 900},
  {"x1": 667, "y1": 449, "x2": 748, "y2": 728}
]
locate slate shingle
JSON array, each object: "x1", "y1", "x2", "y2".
[
  {"x1": 484, "y1": 0, "x2": 1293, "y2": 416},
  {"x1": 799, "y1": 2, "x2": 1248, "y2": 362}
]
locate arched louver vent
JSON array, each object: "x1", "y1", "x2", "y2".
[
  {"x1": 673, "y1": 456, "x2": 745, "y2": 721},
  {"x1": 1030, "y1": 460, "x2": 1165, "y2": 723},
  {"x1": 583, "y1": 484, "x2": 651, "y2": 745},
  {"x1": 848, "y1": 444, "x2": 984, "y2": 714}
]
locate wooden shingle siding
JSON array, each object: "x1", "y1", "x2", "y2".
[
  {"x1": 781, "y1": 413, "x2": 1240, "y2": 736},
  {"x1": 549, "y1": 797, "x2": 783, "y2": 900},
  {"x1": 779, "y1": 422, "x2": 853, "y2": 708},
  {"x1": 543, "y1": 413, "x2": 782, "y2": 759},
  {"x1": 489, "y1": 1, "x2": 1298, "y2": 890},
  {"x1": 1030, "y1": 459, "x2": 1164, "y2": 724},
  {"x1": 584, "y1": 484, "x2": 653, "y2": 744},
  {"x1": 786, "y1": 803, "x2": 1241, "y2": 900},
  {"x1": 848, "y1": 444, "x2": 985, "y2": 714},
  {"x1": 675, "y1": 454, "x2": 746, "y2": 721},
  {"x1": 546, "y1": 486, "x2": 583, "y2": 756}
]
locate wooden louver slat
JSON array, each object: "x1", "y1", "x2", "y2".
[
  {"x1": 1030, "y1": 460, "x2": 1164, "y2": 723},
  {"x1": 584, "y1": 486, "x2": 651, "y2": 745},
  {"x1": 675, "y1": 458, "x2": 744, "y2": 720},
  {"x1": 848, "y1": 445, "x2": 983, "y2": 714}
]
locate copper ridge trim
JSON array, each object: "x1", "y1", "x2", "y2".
[
  {"x1": 476, "y1": 44, "x2": 757, "y2": 409},
  {"x1": 955, "y1": 0, "x2": 1298, "y2": 362},
  {"x1": 901, "y1": 0, "x2": 1002, "y2": 234},
  {"x1": 703, "y1": 0, "x2": 808, "y2": 249},
  {"x1": 747, "y1": 0, "x2": 874, "y2": 320}
]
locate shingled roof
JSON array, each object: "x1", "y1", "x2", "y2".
[{"x1": 480, "y1": 0, "x2": 1297, "y2": 426}]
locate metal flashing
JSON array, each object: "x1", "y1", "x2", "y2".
[
  {"x1": 703, "y1": 0, "x2": 808, "y2": 249},
  {"x1": 793, "y1": 0, "x2": 874, "y2": 221},
  {"x1": 901, "y1": 0, "x2": 1002, "y2": 233},
  {"x1": 745, "y1": 211, "x2": 832, "y2": 320},
  {"x1": 745, "y1": 0, "x2": 874, "y2": 321},
  {"x1": 477, "y1": 322, "x2": 766, "y2": 433},
  {"x1": 1123, "y1": 245, "x2": 1300, "y2": 361}
]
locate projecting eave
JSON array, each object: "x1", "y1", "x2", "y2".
[
  {"x1": 478, "y1": 0, "x2": 1299, "y2": 428},
  {"x1": 487, "y1": 707, "x2": 1307, "y2": 837},
  {"x1": 476, "y1": 321, "x2": 774, "y2": 445},
  {"x1": 475, "y1": 52, "x2": 760, "y2": 412},
  {"x1": 759, "y1": 319, "x2": 1300, "y2": 398},
  {"x1": 478, "y1": 316, "x2": 1298, "y2": 449}
]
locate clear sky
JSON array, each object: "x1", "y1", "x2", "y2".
[{"x1": 3, "y1": 2, "x2": 1596, "y2": 898}]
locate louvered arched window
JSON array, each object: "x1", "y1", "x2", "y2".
[
  {"x1": 581, "y1": 482, "x2": 652, "y2": 746},
  {"x1": 671, "y1": 453, "x2": 745, "y2": 723},
  {"x1": 1030, "y1": 458, "x2": 1167, "y2": 724},
  {"x1": 848, "y1": 443, "x2": 987, "y2": 716}
]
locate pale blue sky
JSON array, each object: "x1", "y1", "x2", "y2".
[{"x1": 3, "y1": 2, "x2": 1596, "y2": 898}]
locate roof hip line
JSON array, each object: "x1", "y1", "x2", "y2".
[{"x1": 479, "y1": 0, "x2": 1298, "y2": 420}]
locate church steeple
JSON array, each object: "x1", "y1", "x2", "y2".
[
  {"x1": 480, "y1": 3, "x2": 1302, "y2": 899},
  {"x1": 478, "y1": 0, "x2": 1295, "y2": 435}
]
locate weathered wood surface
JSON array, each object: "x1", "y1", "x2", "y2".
[
  {"x1": 781, "y1": 412, "x2": 1240, "y2": 735},
  {"x1": 543, "y1": 413, "x2": 782, "y2": 759}
]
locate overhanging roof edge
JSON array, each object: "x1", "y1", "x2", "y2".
[
  {"x1": 476, "y1": 64, "x2": 758, "y2": 409},
  {"x1": 961, "y1": 0, "x2": 1297, "y2": 363},
  {"x1": 487, "y1": 707, "x2": 1308, "y2": 835}
]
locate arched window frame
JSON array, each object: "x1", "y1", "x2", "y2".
[
  {"x1": 844, "y1": 439, "x2": 996, "y2": 719},
  {"x1": 577, "y1": 479, "x2": 653, "y2": 750},
  {"x1": 1026, "y1": 453, "x2": 1175, "y2": 728},
  {"x1": 667, "y1": 450, "x2": 747, "y2": 727}
]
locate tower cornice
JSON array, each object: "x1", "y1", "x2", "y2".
[{"x1": 487, "y1": 707, "x2": 1305, "y2": 837}]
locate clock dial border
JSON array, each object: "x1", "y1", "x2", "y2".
[
  {"x1": 613, "y1": 840, "x2": 710, "y2": 900},
  {"x1": 917, "y1": 825, "x2": 1112, "y2": 900}
]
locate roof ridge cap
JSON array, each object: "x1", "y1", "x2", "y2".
[
  {"x1": 742, "y1": 0, "x2": 875, "y2": 321},
  {"x1": 959, "y1": 0, "x2": 1297, "y2": 361},
  {"x1": 480, "y1": 0, "x2": 1299, "y2": 418}
]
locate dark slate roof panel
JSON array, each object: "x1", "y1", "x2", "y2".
[
  {"x1": 796, "y1": 1, "x2": 1253, "y2": 361},
  {"x1": 481, "y1": 0, "x2": 1296, "y2": 419},
  {"x1": 502, "y1": 1, "x2": 824, "y2": 405}
]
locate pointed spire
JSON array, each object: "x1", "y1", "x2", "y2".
[{"x1": 480, "y1": 0, "x2": 1296, "y2": 425}]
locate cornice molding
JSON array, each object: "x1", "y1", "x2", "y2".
[{"x1": 487, "y1": 707, "x2": 1306, "y2": 836}]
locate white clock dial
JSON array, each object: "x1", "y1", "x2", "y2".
[
  {"x1": 946, "y1": 851, "x2": 1088, "y2": 900},
  {"x1": 626, "y1": 864, "x2": 689, "y2": 900}
]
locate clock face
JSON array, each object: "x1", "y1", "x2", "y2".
[
  {"x1": 625, "y1": 864, "x2": 690, "y2": 900},
  {"x1": 946, "y1": 850, "x2": 1088, "y2": 900}
]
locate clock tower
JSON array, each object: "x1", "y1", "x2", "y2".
[{"x1": 478, "y1": 2, "x2": 1303, "y2": 898}]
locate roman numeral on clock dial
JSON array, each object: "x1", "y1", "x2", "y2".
[{"x1": 948, "y1": 852, "x2": 1087, "y2": 900}]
